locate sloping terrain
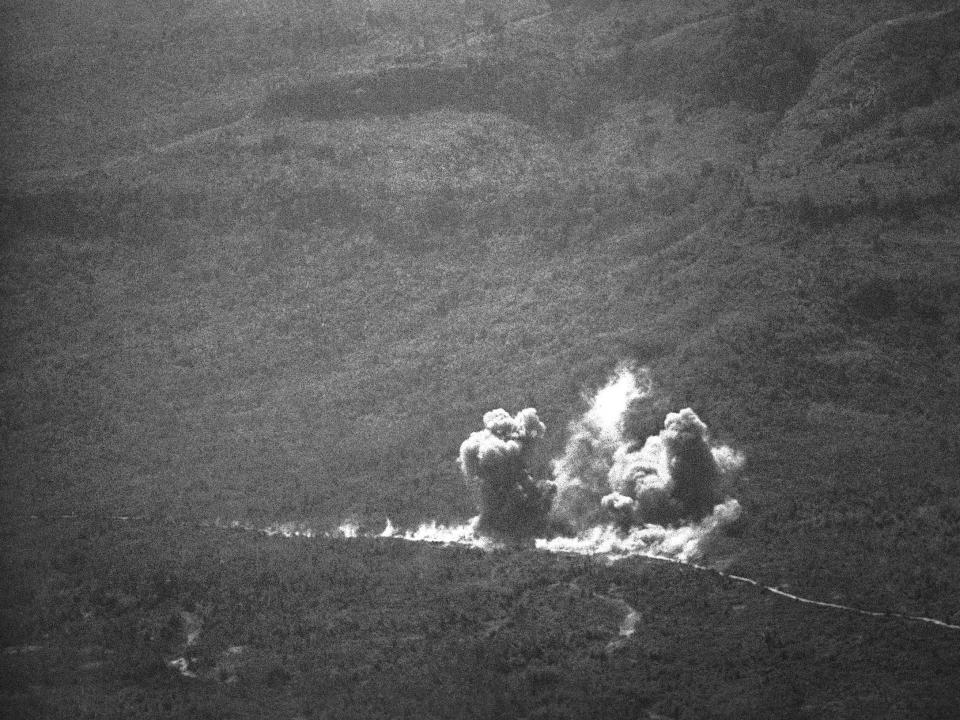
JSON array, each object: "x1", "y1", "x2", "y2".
[
  {"x1": 758, "y1": 7, "x2": 960, "y2": 213},
  {"x1": 2, "y1": 0, "x2": 960, "y2": 716}
]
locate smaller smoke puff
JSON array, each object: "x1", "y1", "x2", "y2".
[
  {"x1": 661, "y1": 409, "x2": 721, "y2": 518},
  {"x1": 603, "y1": 408, "x2": 731, "y2": 527},
  {"x1": 458, "y1": 408, "x2": 554, "y2": 541}
]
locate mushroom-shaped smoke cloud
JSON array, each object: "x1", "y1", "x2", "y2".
[{"x1": 458, "y1": 408, "x2": 555, "y2": 542}]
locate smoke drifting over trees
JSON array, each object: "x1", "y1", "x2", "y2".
[{"x1": 459, "y1": 367, "x2": 744, "y2": 550}]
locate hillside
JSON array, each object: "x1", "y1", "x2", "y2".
[{"x1": 2, "y1": 0, "x2": 960, "y2": 717}]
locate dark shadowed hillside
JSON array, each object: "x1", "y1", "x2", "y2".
[{"x1": 2, "y1": 0, "x2": 959, "y2": 717}]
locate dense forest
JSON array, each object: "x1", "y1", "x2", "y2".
[{"x1": 2, "y1": 0, "x2": 959, "y2": 716}]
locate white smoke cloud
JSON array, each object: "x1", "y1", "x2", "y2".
[
  {"x1": 381, "y1": 516, "x2": 503, "y2": 550},
  {"x1": 548, "y1": 365, "x2": 650, "y2": 531},
  {"x1": 536, "y1": 498, "x2": 742, "y2": 563},
  {"x1": 584, "y1": 365, "x2": 650, "y2": 442}
]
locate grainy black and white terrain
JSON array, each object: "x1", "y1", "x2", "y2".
[{"x1": 2, "y1": 0, "x2": 960, "y2": 717}]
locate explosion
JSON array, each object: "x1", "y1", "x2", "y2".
[
  {"x1": 598, "y1": 408, "x2": 728, "y2": 528},
  {"x1": 261, "y1": 366, "x2": 743, "y2": 562},
  {"x1": 457, "y1": 407, "x2": 555, "y2": 542},
  {"x1": 458, "y1": 365, "x2": 744, "y2": 560}
]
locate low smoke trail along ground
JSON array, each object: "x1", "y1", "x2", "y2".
[
  {"x1": 21, "y1": 370, "x2": 959, "y2": 633},
  {"x1": 22, "y1": 513, "x2": 960, "y2": 633}
]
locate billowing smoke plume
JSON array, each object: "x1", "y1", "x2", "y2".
[
  {"x1": 458, "y1": 408, "x2": 555, "y2": 541},
  {"x1": 550, "y1": 366, "x2": 742, "y2": 534},
  {"x1": 601, "y1": 409, "x2": 724, "y2": 527},
  {"x1": 549, "y1": 366, "x2": 652, "y2": 530},
  {"x1": 458, "y1": 365, "x2": 744, "y2": 560}
]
